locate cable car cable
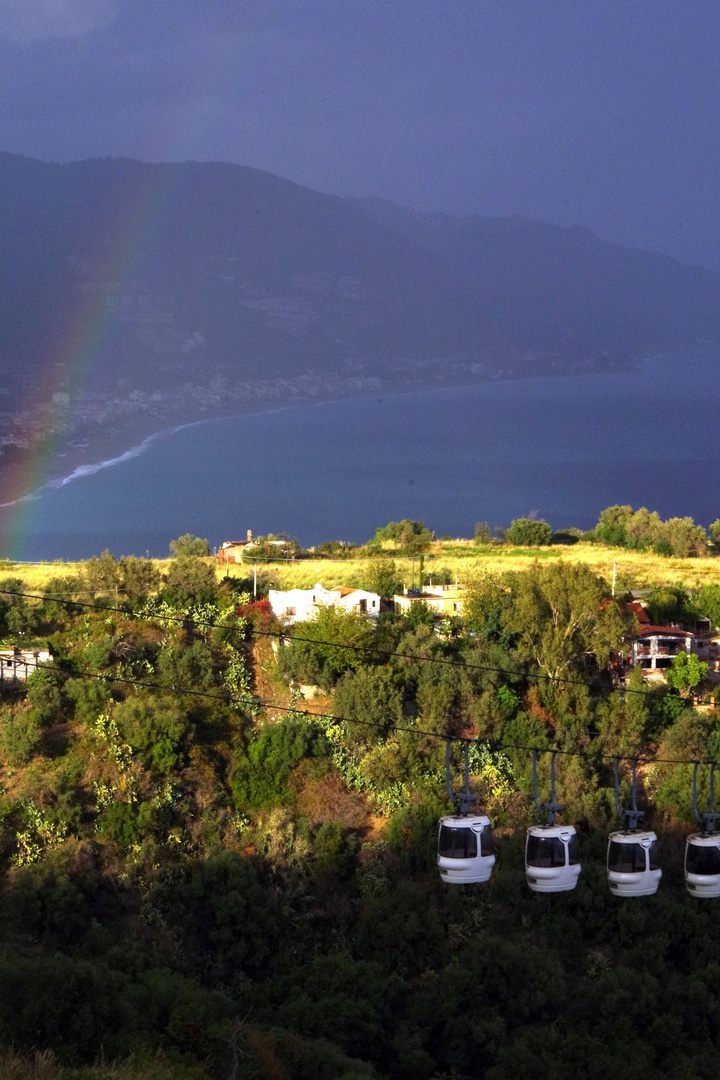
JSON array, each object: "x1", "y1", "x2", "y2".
[
  {"x1": 29, "y1": 660, "x2": 720, "y2": 770},
  {"x1": 0, "y1": 588, "x2": 706, "y2": 705}
]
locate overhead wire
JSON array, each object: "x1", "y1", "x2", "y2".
[
  {"x1": 0, "y1": 587, "x2": 704, "y2": 704},
  {"x1": 28, "y1": 660, "x2": 718, "y2": 771}
]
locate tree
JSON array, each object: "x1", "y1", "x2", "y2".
[
  {"x1": 119, "y1": 556, "x2": 161, "y2": 602},
  {"x1": 169, "y1": 534, "x2": 210, "y2": 558},
  {"x1": 0, "y1": 577, "x2": 39, "y2": 637},
  {"x1": 366, "y1": 557, "x2": 401, "y2": 601},
  {"x1": 163, "y1": 557, "x2": 217, "y2": 604},
  {"x1": 594, "y1": 504, "x2": 708, "y2": 556},
  {"x1": 510, "y1": 561, "x2": 630, "y2": 680},
  {"x1": 334, "y1": 666, "x2": 403, "y2": 741},
  {"x1": 372, "y1": 520, "x2": 433, "y2": 553},
  {"x1": 645, "y1": 585, "x2": 690, "y2": 627},
  {"x1": 665, "y1": 650, "x2": 708, "y2": 698},
  {"x1": 83, "y1": 550, "x2": 120, "y2": 595},
  {"x1": 594, "y1": 505, "x2": 633, "y2": 546},
  {"x1": 475, "y1": 522, "x2": 493, "y2": 544},
  {"x1": 278, "y1": 604, "x2": 375, "y2": 690},
  {"x1": 463, "y1": 576, "x2": 514, "y2": 643},
  {"x1": 659, "y1": 517, "x2": 708, "y2": 557},
  {"x1": 693, "y1": 584, "x2": 720, "y2": 630},
  {"x1": 710, "y1": 519, "x2": 720, "y2": 547},
  {"x1": 505, "y1": 518, "x2": 552, "y2": 546}
]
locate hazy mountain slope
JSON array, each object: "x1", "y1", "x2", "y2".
[
  {"x1": 0, "y1": 155, "x2": 469, "y2": 393},
  {"x1": 0, "y1": 153, "x2": 719, "y2": 409},
  {"x1": 355, "y1": 196, "x2": 720, "y2": 358}
]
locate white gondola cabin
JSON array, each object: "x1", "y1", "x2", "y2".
[
  {"x1": 525, "y1": 824, "x2": 581, "y2": 893},
  {"x1": 607, "y1": 830, "x2": 661, "y2": 897},
  {"x1": 437, "y1": 814, "x2": 495, "y2": 884},
  {"x1": 685, "y1": 833, "x2": 720, "y2": 898},
  {"x1": 685, "y1": 762, "x2": 720, "y2": 898}
]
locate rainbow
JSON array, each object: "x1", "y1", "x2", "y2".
[{"x1": 0, "y1": 159, "x2": 188, "y2": 560}]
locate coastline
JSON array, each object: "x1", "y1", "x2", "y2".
[{"x1": 0, "y1": 353, "x2": 674, "y2": 510}]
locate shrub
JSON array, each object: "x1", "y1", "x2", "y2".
[
  {"x1": 1, "y1": 709, "x2": 40, "y2": 766},
  {"x1": 114, "y1": 697, "x2": 190, "y2": 775},
  {"x1": 26, "y1": 669, "x2": 64, "y2": 727},
  {"x1": 505, "y1": 518, "x2": 553, "y2": 546},
  {"x1": 231, "y1": 719, "x2": 329, "y2": 811}
]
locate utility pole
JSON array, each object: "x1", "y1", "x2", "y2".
[
  {"x1": 254, "y1": 562, "x2": 257, "y2": 599},
  {"x1": 612, "y1": 560, "x2": 616, "y2": 598}
]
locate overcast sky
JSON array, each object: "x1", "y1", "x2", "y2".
[{"x1": 1, "y1": 1, "x2": 719, "y2": 269}]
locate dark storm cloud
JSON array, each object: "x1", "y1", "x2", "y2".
[{"x1": 1, "y1": 0, "x2": 719, "y2": 269}]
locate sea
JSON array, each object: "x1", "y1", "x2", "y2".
[{"x1": 1, "y1": 351, "x2": 718, "y2": 561}]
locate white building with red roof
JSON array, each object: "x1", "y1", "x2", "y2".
[{"x1": 627, "y1": 600, "x2": 708, "y2": 679}]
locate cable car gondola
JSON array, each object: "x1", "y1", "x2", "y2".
[
  {"x1": 525, "y1": 749, "x2": 581, "y2": 893},
  {"x1": 437, "y1": 739, "x2": 495, "y2": 884},
  {"x1": 607, "y1": 757, "x2": 661, "y2": 897},
  {"x1": 685, "y1": 762, "x2": 720, "y2": 899}
]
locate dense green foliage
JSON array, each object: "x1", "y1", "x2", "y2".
[
  {"x1": 169, "y1": 534, "x2": 211, "y2": 558},
  {"x1": 371, "y1": 520, "x2": 433, "y2": 553},
  {"x1": 1, "y1": 551, "x2": 720, "y2": 1077},
  {"x1": 505, "y1": 517, "x2": 553, "y2": 546},
  {"x1": 593, "y1": 504, "x2": 709, "y2": 556}
]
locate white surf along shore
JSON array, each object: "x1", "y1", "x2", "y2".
[{"x1": 0, "y1": 354, "x2": 677, "y2": 512}]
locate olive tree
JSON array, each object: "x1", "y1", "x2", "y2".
[{"x1": 509, "y1": 561, "x2": 631, "y2": 681}]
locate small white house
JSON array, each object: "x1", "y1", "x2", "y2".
[
  {"x1": 268, "y1": 583, "x2": 381, "y2": 624},
  {"x1": 0, "y1": 646, "x2": 51, "y2": 682}
]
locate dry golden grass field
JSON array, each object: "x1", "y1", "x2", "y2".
[
  {"x1": 5, "y1": 541, "x2": 720, "y2": 595},
  {"x1": 218, "y1": 542, "x2": 720, "y2": 593},
  {"x1": 210, "y1": 542, "x2": 720, "y2": 593}
]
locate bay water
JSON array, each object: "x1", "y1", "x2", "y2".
[{"x1": 2, "y1": 351, "x2": 718, "y2": 560}]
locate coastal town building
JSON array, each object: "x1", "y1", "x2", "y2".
[
  {"x1": 219, "y1": 531, "x2": 293, "y2": 563},
  {"x1": 268, "y1": 583, "x2": 381, "y2": 624},
  {"x1": 393, "y1": 584, "x2": 467, "y2": 617}
]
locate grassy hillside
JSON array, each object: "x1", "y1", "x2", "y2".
[{"x1": 9, "y1": 539, "x2": 720, "y2": 597}]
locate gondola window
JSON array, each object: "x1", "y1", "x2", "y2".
[
  {"x1": 439, "y1": 826, "x2": 477, "y2": 859},
  {"x1": 686, "y1": 844, "x2": 720, "y2": 876},
  {"x1": 527, "y1": 835, "x2": 566, "y2": 867}
]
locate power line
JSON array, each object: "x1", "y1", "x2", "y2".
[
  {"x1": 0, "y1": 588, "x2": 697, "y2": 704},
  {"x1": 31, "y1": 660, "x2": 716, "y2": 771}
]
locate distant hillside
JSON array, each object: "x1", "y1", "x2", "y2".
[
  {"x1": 0, "y1": 154, "x2": 466, "y2": 397},
  {"x1": 1, "y1": 153, "x2": 719, "y2": 405},
  {"x1": 354, "y1": 195, "x2": 720, "y2": 361}
]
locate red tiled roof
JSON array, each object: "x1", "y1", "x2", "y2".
[
  {"x1": 627, "y1": 602, "x2": 650, "y2": 624},
  {"x1": 638, "y1": 625, "x2": 693, "y2": 637}
]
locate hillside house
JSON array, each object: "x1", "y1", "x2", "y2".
[
  {"x1": 0, "y1": 645, "x2": 51, "y2": 682},
  {"x1": 218, "y1": 533, "x2": 253, "y2": 563},
  {"x1": 268, "y1": 583, "x2": 381, "y2": 624},
  {"x1": 626, "y1": 601, "x2": 708, "y2": 679},
  {"x1": 393, "y1": 584, "x2": 466, "y2": 618}
]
